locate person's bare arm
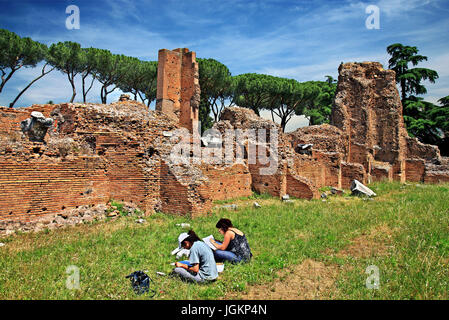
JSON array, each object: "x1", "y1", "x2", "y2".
[
  {"x1": 211, "y1": 231, "x2": 232, "y2": 250},
  {"x1": 189, "y1": 264, "x2": 199, "y2": 273},
  {"x1": 175, "y1": 262, "x2": 199, "y2": 273}
]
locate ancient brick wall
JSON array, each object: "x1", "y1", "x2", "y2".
[
  {"x1": 340, "y1": 162, "x2": 366, "y2": 189},
  {"x1": 0, "y1": 101, "x2": 197, "y2": 224},
  {"x1": 329, "y1": 61, "x2": 449, "y2": 185},
  {"x1": 156, "y1": 48, "x2": 200, "y2": 133},
  {"x1": 0, "y1": 156, "x2": 108, "y2": 222},
  {"x1": 370, "y1": 162, "x2": 393, "y2": 183},
  {"x1": 331, "y1": 62, "x2": 408, "y2": 182},
  {"x1": 2, "y1": 57, "x2": 449, "y2": 229},
  {"x1": 286, "y1": 174, "x2": 319, "y2": 200},
  {"x1": 201, "y1": 163, "x2": 252, "y2": 201}
]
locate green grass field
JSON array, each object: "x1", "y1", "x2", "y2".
[{"x1": 0, "y1": 181, "x2": 448, "y2": 300}]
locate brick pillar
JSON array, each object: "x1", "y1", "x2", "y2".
[{"x1": 156, "y1": 48, "x2": 200, "y2": 133}]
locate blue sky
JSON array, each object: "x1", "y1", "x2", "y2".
[{"x1": 1, "y1": 0, "x2": 448, "y2": 131}]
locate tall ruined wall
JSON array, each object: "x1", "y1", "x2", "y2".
[
  {"x1": 156, "y1": 48, "x2": 200, "y2": 133},
  {"x1": 331, "y1": 62, "x2": 408, "y2": 171},
  {"x1": 330, "y1": 61, "x2": 448, "y2": 184}
]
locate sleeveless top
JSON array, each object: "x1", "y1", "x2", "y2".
[{"x1": 227, "y1": 230, "x2": 253, "y2": 261}]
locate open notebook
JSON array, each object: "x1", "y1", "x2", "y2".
[{"x1": 202, "y1": 235, "x2": 217, "y2": 251}]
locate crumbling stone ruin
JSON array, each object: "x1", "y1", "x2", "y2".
[
  {"x1": 156, "y1": 48, "x2": 200, "y2": 134},
  {"x1": 1, "y1": 49, "x2": 448, "y2": 236}
]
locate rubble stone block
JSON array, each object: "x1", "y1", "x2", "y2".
[{"x1": 350, "y1": 179, "x2": 377, "y2": 197}]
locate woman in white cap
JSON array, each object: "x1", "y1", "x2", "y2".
[{"x1": 172, "y1": 230, "x2": 218, "y2": 283}]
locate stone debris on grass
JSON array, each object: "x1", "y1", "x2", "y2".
[
  {"x1": 330, "y1": 187, "x2": 344, "y2": 195},
  {"x1": 0, "y1": 202, "x2": 140, "y2": 237},
  {"x1": 176, "y1": 223, "x2": 191, "y2": 228},
  {"x1": 350, "y1": 180, "x2": 377, "y2": 197},
  {"x1": 221, "y1": 204, "x2": 238, "y2": 210},
  {"x1": 253, "y1": 202, "x2": 261, "y2": 209}
]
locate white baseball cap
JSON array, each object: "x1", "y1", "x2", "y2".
[{"x1": 178, "y1": 232, "x2": 189, "y2": 249}]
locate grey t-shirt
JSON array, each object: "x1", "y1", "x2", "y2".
[{"x1": 189, "y1": 241, "x2": 218, "y2": 280}]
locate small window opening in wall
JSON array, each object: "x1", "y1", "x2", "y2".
[
  {"x1": 42, "y1": 207, "x2": 47, "y2": 212},
  {"x1": 27, "y1": 209, "x2": 31, "y2": 213},
  {"x1": 9, "y1": 211, "x2": 13, "y2": 215},
  {"x1": 33, "y1": 147, "x2": 40, "y2": 154},
  {"x1": 148, "y1": 147, "x2": 156, "y2": 157},
  {"x1": 62, "y1": 206, "x2": 66, "y2": 210},
  {"x1": 264, "y1": 182, "x2": 269, "y2": 187}
]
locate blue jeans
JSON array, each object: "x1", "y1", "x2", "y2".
[{"x1": 213, "y1": 241, "x2": 243, "y2": 264}]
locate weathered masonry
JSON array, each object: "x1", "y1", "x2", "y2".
[{"x1": 1, "y1": 49, "x2": 448, "y2": 231}]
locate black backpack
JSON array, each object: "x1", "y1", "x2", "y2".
[{"x1": 125, "y1": 270, "x2": 156, "y2": 297}]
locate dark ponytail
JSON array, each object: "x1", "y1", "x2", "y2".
[{"x1": 182, "y1": 229, "x2": 201, "y2": 245}]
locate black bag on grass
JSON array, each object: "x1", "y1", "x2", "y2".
[{"x1": 125, "y1": 270, "x2": 156, "y2": 297}]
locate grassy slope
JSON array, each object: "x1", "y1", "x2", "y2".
[{"x1": 0, "y1": 182, "x2": 448, "y2": 300}]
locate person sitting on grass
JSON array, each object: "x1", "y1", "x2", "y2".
[
  {"x1": 210, "y1": 218, "x2": 252, "y2": 264},
  {"x1": 173, "y1": 230, "x2": 218, "y2": 283}
]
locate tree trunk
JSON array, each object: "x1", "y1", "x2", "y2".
[
  {"x1": 280, "y1": 116, "x2": 287, "y2": 133},
  {"x1": 82, "y1": 74, "x2": 95, "y2": 103},
  {"x1": 82, "y1": 75, "x2": 87, "y2": 103},
  {"x1": 401, "y1": 79, "x2": 407, "y2": 103},
  {"x1": 100, "y1": 85, "x2": 106, "y2": 104},
  {"x1": 0, "y1": 68, "x2": 18, "y2": 94},
  {"x1": 137, "y1": 91, "x2": 145, "y2": 104},
  {"x1": 9, "y1": 64, "x2": 54, "y2": 108},
  {"x1": 68, "y1": 72, "x2": 76, "y2": 103}
]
